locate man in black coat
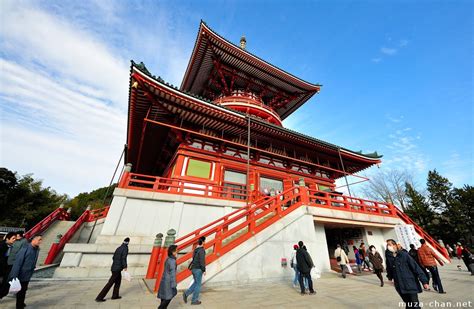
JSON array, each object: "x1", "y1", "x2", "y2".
[
  {"x1": 0, "y1": 232, "x2": 17, "y2": 299},
  {"x1": 8, "y1": 234, "x2": 42, "y2": 309},
  {"x1": 96, "y1": 237, "x2": 129, "y2": 302},
  {"x1": 386, "y1": 239, "x2": 429, "y2": 309},
  {"x1": 295, "y1": 241, "x2": 315, "y2": 295}
]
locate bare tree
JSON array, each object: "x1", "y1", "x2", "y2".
[{"x1": 360, "y1": 169, "x2": 414, "y2": 210}]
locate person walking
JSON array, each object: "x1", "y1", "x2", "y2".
[
  {"x1": 386, "y1": 239, "x2": 429, "y2": 309},
  {"x1": 359, "y1": 243, "x2": 371, "y2": 270},
  {"x1": 290, "y1": 244, "x2": 299, "y2": 288},
  {"x1": 296, "y1": 241, "x2": 315, "y2": 295},
  {"x1": 0, "y1": 232, "x2": 16, "y2": 298},
  {"x1": 334, "y1": 244, "x2": 350, "y2": 278},
  {"x1": 417, "y1": 239, "x2": 445, "y2": 294},
  {"x1": 8, "y1": 234, "x2": 42, "y2": 309},
  {"x1": 408, "y1": 244, "x2": 419, "y2": 263},
  {"x1": 8, "y1": 232, "x2": 27, "y2": 266},
  {"x1": 445, "y1": 244, "x2": 454, "y2": 258},
  {"x1": 460, "y1": 245, "x2": 474, "y2": 275},
  {"x1": 408, "y1": 244, "x2": 430, "y2": 288},
  {"x1": 157, "y1": 245, "x2": 178, "y2": 309},
  {"x1": 456, "y1": 243, "x2": 463, "y2": 259},
  {"x1": 368, "y1": 245, "x2": 384, "y2": 287},
  {"x1": 96, "y1": 237, "x2": 130, "y2": 302},
  {"x1": 183, "y1": 236, "x2": 206, "y2": 305},
  {"x1": 353, "y1": 246, "x2": 362, "y2": 273}
]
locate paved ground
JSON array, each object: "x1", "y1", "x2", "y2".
[{"x1": 1, "y1": 262, "x2": 472, "y2": 309}]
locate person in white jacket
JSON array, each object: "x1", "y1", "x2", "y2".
[
  {"x1": 290, "y1": 244, "x2": 308, "y2": 289},
  {"x1": 334, "y1": 244, "x2": 350, "y2": 278}
]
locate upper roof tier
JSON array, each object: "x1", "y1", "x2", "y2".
[{"x1": 180, "y1": 21, "x2": 321, "y2": 120}]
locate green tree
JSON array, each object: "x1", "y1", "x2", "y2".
[
  {"x1": 65, "y1": 184, "x2": 116, "y2": 219},
  {"x1": 404, "y1": 182, "x2": 436, "y2": 235},
  {"x1": 427, "y1": 169, "x2": 453, "y2": 212},
  {"x1": 440, "y1": 185, "x2": 474, "y2": 245},
  {"x1": 0, "y1": 168, "x2": 67, "y2": 228}
]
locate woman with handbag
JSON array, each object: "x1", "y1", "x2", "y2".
[
  {"x1": 157, "y1": 245, "x2": 178, "y2": 309},
  {"x1": 334, "y1": 244, "x2": 350, "y2": 278},
  {"x1": 368, "y1": 245, "x2": 385, "y2": 287}
]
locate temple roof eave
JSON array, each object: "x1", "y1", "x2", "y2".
[
  {"x1": 179, "y1": 21, "x2": 322, "y2": 120},
  {"x1": 128, "y1": 61, "x2": 382, "y2": 171}
]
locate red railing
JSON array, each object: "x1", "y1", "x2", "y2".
[
  {"x1": 119, "y1": 173, "x2": 248, "y2": 201},
  {"x1": 24, "y1": 207, "x2": 69, "y2": 240},
  {"x1": 395, "y1": 208, "x2": 450, "y2": 261},
  {"x1": 153, "y1": 186, "x2": 305, "y2": 291},
  {"x1": 307, "y1": 189, "x2": 396, "y2": 217},
  {"x1": 87, "y1": 206, "x2": 110, "y2": 222},
  {"x1": 44, "y1": 206, "x2": 110, "y2": 265},
  {"x1": 151, "y1": 185, "x2": 448, "y2": 290}
]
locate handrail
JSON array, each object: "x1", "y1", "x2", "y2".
[
  {"x1": 119, "y1": 173, "x2": 249, "y2": 201},
  {"x1": 154, "y1": 186, "x2": 304, "y2": 291},
  {"x1": 24, "y1": 207, "x2": 69, "y2": 240},
  {"x1": 395, "y1": 208, "x2": 450, "y2": 261},
  {"x1": 43, "y1": 206, "x2": 110, "y2": 265},
  {"x1": 152, "y1": 184, "x2": 448, "y2": 290},
  {"x1": 87, "y1": 206, "x2": 110, "y2": 222},
  {"x1": 307, "y1": 189, "x2": 396, "y2": 217},
  {"x1": 44, "y1": 209, "x2": 90, "y2": 265}
]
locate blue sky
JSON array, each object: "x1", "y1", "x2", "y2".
[{"x1": 0, "y1": 0, "x2": 472, "y2": 196}]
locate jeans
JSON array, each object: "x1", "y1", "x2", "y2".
[
  {"x1": 298, "y1": 272, "x2": 314, "y2": 294},
  {"x1": 293, "y1": 269, "x2": 308, "y2": 288},
  {"x1": 186, "y1": 268, "x2": 203, "y2": 303},
  {"x1": 399, "y1": 293, "x2": 421, "y2": 309},
  {"x1": 426, "y1": 266, "x2": 444, "y2": 293}
]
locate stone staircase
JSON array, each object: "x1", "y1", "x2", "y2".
[{"x1": 37, "y1": 220, "x2": 75, "y2": 266}]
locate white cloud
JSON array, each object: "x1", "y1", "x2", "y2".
[
  {"x1": 380, "y1": 47, "x2": 398, "y2": 55},
  {"x1": 399, "y1": 39, "x2": 409, "y2": 47},
  {"x1": 372, "y1": 58, "x2": 382, "y2": 63},
  {"x1": 0, "y1": 1, "x2": 130, "y2": 108},
  {"x1": 0, "y1": 1, "x2": 195, "y2": 196}
]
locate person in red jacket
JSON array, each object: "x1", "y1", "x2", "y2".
[{"x1": 417, "y1": 239, "x2": 445, "y2": 294}]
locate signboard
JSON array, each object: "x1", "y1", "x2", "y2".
[{"x1": 395, "y1": 224, "x2": 421, "y2": 249}]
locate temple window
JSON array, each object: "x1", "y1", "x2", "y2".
[
  {"x1": 260, "y1": 176, "x2": 283, "y2": 194},
  {"x1": 223, "y1": 170, "x2": 247, "y2": 200},
  {"x1": 185, "y1": 159, "x2": 212, "y2": 179}
]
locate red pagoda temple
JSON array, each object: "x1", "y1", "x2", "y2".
[{"x1": 47, "y1": 22, "x2": 449, "y2": 286}]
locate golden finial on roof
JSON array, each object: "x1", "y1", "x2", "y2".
[{"x1": 240, "y1": 36, "x2": 246, "y2": 50}]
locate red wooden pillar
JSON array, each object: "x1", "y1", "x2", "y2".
[{"x1": 146, "y1": 233, "x2": 164, "y2": 279}]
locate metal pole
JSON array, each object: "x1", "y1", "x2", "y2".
[
  {"x1": 337, "y1": 148, "x2": 352, "y2": 197},
  {"x1": 87, "y1": 146, "x2": 126, "y2": 244}
]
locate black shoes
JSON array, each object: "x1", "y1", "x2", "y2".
[
  {"x1": 95, "y1": 299, "x2": 106, "y2": 302},
  {"x1": 111, "y1": 296, "x2": 122, "y2": 300},
  {"x1": 183, "y1": 292, "x2": 188, "y2": 304},
  {"x1": 191, "y1": 300, "x2": 202, "y2": 305}
]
